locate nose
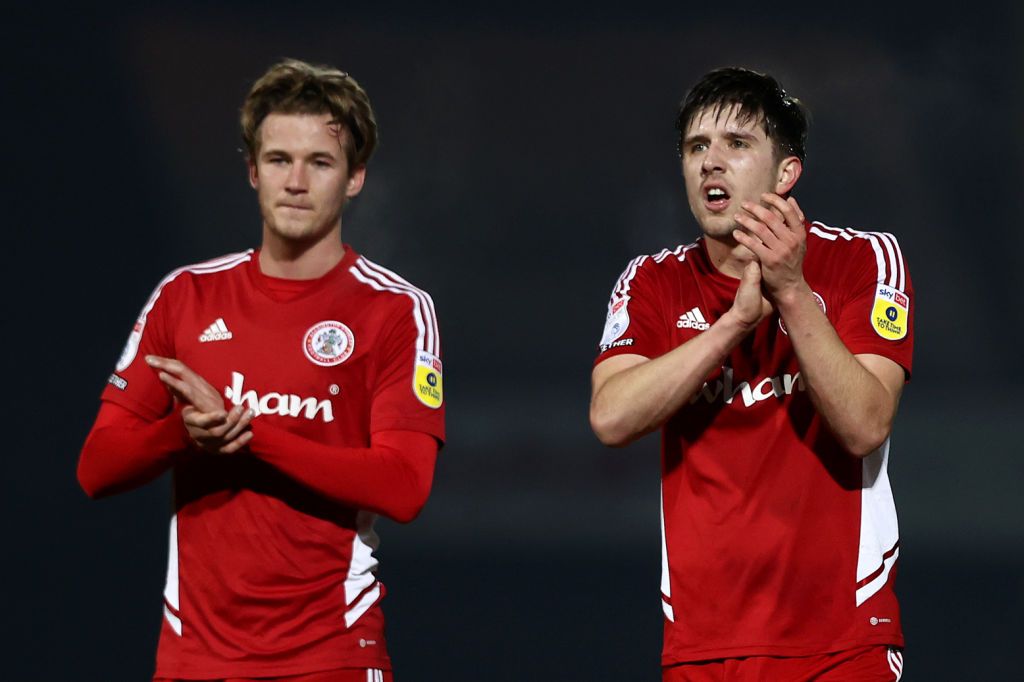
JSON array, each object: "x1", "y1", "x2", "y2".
[
  {"x1": 285, "y1": 163, "x2": 308, "y2": 193},
  {"x1": 701, "y1": 142, "x2": 725, "y2": 175}
]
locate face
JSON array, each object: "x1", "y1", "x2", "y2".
[
  {"x1": 680, "y1": 104, "x2": 800, "y2": 241},
  {"x1": 248, "y1": 112, "x2": 365, "y2": 247}
]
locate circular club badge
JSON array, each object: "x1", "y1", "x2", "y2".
[{"x1": 303, "y1": 321, "x2": 355, "y2": 366}]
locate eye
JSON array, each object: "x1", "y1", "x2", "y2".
[
  {"x1": 730, "y1": 139, "x2": 749, "y2": 149},
  {"x1": 313, "y1": 159, "x2": 333, "y2": 168},
  {"x1": 688, "y1": 142, "x2": 707, "y2": 154}
]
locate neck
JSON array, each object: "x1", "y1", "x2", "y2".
[
  {"x1": 259, "y1": 225, "x2": 345, "y2": 280},
  {"x1": 703, "y1": 234, "x2": 757, "y2": 280}
]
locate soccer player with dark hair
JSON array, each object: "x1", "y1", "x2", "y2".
[
  {"x1": 78, "y1": 59, "x2": 444, "y2": 681},
  {"x1": 590, "y1": 67, "x2": 912, "y2": 680}
]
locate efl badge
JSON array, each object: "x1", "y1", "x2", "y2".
[
  {"x1": 413, "y1": 351, "x2": 443, "y2": 409},
  {"x1": 303, "y1": 321, "x2": 355, "y2": 366},
  {"x1": 600, "y1": 297, "x2": 630, "y2": 347},
  {"x1": 871, "y1": 285, "x2": 909, "y2": 340},
  {"x1": 779, "y1": 292, "x2": 827, "y2": 335},
  {"x1": 116, "y1": 320, "x2": 144, "y2": 372}
]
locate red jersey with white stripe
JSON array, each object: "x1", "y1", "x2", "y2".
[
  {"x1": 102, "y1": 246, "x2": 444, "y2": 679},
  {"x1": 595, "y1": 222, "x2": 913, "y2": 666}
]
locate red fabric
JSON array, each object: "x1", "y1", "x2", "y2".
[
  {"x1": 90, "y1": 246, "x2": 443, "y2": 679},
  {"x1": 77, "y1": 402, "x2": 190, "y2": 498},
  {"x1": 662, "y1": 645, "x2": 903, "y2": 681},
  {"x1": 595, "y1": 225, "x2": 912, "y2": 665},
  {"x1": 250, "y1": 424, "x2": 435, "y2": 523},
  {"x1": 155, "y1": 668, "x2": 394, "y2": 682}
]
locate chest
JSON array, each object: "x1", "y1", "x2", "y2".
[{"x1": 168, "y1": 281, "x2": 386, "y2": 428}]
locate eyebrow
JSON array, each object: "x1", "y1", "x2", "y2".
[
  {"x1": 260, "y1": 149, "x2": 340, "y2": 161},
  {"x1": 682, "y1": 130, "x2": 760, "y2": 148}
]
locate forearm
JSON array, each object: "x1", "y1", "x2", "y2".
[
  {"x1": 247, "y1": 425, "x2": 437, "y2": 523},
  {"x1": 590, "y1": 310, "x2": 752, "y2": 447},
  {"x1": 776, "y1": 285, "x2": 899, "y2": 456},
  {"x1": 77, "y1": 406, "x2": 189, "y2": 498}
]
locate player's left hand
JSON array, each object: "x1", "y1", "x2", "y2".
[{"x1": 732, "y1": 193, "x2": 809, "y2": 302}]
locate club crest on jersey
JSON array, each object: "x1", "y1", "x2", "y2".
[
  {"x1": 413, "y1": 351, "x2": 443, "y2": 409},
  {"x1": 303, "y1": 321, "x2": 355, "y2": 367},
  {"x1": 871, "y1": 284, "x2": 909, "y2": 340},
  {"x1": 779, "y1": 292, "x2": 827, "y2": 335}
]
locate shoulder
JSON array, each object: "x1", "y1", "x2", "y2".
[
  {"x1": 345, "y1": 254, "x2": 440, "y2": 354},
  {"x1": 140, "y1": 250, "x2": 254, "y2": 318},
  {"x1": 610, "y1": 241, "x2": 702, "y2": 298},
  {"x1": 807, "y1": 221, "x2": 909, "y2": 290}
]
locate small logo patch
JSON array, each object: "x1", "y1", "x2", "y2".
[
  {"x1": 199, "y1": 318, "x2": 233, "y2": 343},
  {"x1": 600, "y1": 296, "x2": 631, "y2": 348},
  {"x1": 107, "y1": 373, "x2": 128, "y2": 391},
  {"x1": 413, "y1": 351, "x2": 443, "y2": 409},
  {"x1": 871, "y1": 285, "x2": 909, "y2": 340},
  {"x1": 116, "y1": 321, "x2": 144, "y2": 372},
  {"x1": 303, "y1": 321, "x2": 355, "y2": 366},
  {"x1": 677, "y1": 306, "x2": 710, "y2": 331}
]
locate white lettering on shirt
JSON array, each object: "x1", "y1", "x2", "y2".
[{"x1": 224, "y1": 371, "x2": 334, "y2": 422}]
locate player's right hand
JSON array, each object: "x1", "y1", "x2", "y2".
[{"x1": 729, "y1": 261, "x2": 773, "y2": 331}]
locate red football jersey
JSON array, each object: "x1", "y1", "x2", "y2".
[
  {"x1": 595, "y1": 222, "x2": 914, "y2": 666},
  {"x1": 102, "y1": 246, "x2": 444, "y2": 679}
]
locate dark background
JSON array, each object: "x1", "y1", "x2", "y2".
[{"x1": 6, "y1": 2, "x2": 1022, "y2": 679}]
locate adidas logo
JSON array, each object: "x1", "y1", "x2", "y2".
[
  {"x1": 676, "y1": 307, "x2": 710, "y2": 331},
  {"x1": 199, "y1": 318, "x2": 233, "y2": 343}
]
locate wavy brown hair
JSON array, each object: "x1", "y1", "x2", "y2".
[{"x1": 240, "y1": 59, "x2": 378, "y2": 168}]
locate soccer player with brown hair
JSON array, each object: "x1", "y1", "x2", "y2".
[{"x1": 78, "y1": 59, "x2": 444, "y2": 681}]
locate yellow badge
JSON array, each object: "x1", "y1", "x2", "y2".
[
  {"x1": 871, "y1": 284, "x2": 910, "y2": 340},
  {"x1": 413, "y1": 351, "x2": 443, "y2": 409}
]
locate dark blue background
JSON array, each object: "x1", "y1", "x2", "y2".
[{"x1": 6, "y1": 2, "x2": 1022, "y2": 679}]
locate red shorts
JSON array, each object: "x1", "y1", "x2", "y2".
[
  {"x1": 155, "y1": 668, "x2": 393, "y2": 682},
  {"x1": 663, "y1": 646, "x2": 904, "y2": 681}
]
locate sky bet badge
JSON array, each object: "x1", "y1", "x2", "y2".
[
  {"x1": 871, "y1": 284, "x2": 909, "y2": 340},
  {"x1": 414, "y1": 351, "x2": 443, "y2": 409}
]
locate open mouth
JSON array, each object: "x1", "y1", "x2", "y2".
[{"x1": 704, "y1": 187, "x2": 730, "y2": 212}]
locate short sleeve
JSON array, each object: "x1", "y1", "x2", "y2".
[
  {"x1": 594, "y1": 255, "x2": 671, "y2": 365},
  {"x1": 833, "y1": 234, "x2": 914, "y2": 377},
  {"x1": 369, "y1": 298, "x2": 446, "y2": 443},
  {"x1": 100, "y1": 276, "x2": 178, "y2": 420}
]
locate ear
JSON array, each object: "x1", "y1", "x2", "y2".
[
  {"x1": 247, "y1": 155, "x2": 259, "y2": 190},
  {"x1": 346, "y1": 165, "x2": 367, "y2": 198},
  {"x1": 775, "y1": 156, "x2": 802, "y2": 195}
]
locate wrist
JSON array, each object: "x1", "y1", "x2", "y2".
[
  {"x1": 719, "y1": 307, "x2": 760, "y2": 336},
  {"x1": 770, "y1": 279, "x2": 812, "y2": 310}
]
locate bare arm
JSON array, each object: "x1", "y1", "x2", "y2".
[
  {"x1": 734, "y1": 194, "x2": 905, "y2": 457},
  {"x1": 590, "y1": 261, "x2": 769, "y2": 447}
]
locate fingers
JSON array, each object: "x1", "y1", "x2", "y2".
[
  {"x1": 182, "y1": 404, "x2": 256, "y2": 455},
  {"x1": 149, "y1": 356, "x2": 225, "y2": 412},
  {"x1": 221, "y1": 406, "x2": 256, "y2": 442}
]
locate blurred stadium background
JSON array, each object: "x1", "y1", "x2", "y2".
[{"x1": 5, "y1": 2, "x2": 1021, "y2": 679}]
